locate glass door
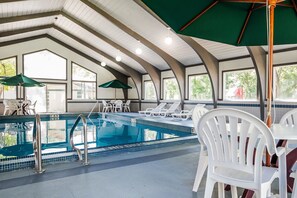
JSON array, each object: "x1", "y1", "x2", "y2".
[{"x1": 26, "y1": 83, "x2": 66, "y2": 113}]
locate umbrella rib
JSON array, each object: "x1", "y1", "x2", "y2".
[
  {"x1": 179, "y1": 0, "x2": 219, "y2": 31},
  {"x1": 291, "y1": 0, "x2": 297, "y2": 14},
  {"x1": 237, "y1": 4, "x2": 255, "y2": 45}
]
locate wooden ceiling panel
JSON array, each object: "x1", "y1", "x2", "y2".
[
  {"x1": 55, "y1": 17, "x2": 146, "y2": 73},
  {"x1": 63, "y1": 0, "x2": 169, "y2": 70},
  {"x1": 0, "y1": 0, "x2": 65, "y2": 17},
  {"x1": 192, "y1": 37, "x2": 250, "y2": 60},
  {"x1": 90, "y1": 0, "x2": 201, "y2": 65}
]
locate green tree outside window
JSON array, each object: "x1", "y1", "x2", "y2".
[{"x1": 189, "y1": 74, "x2": 212, "y2": 100}]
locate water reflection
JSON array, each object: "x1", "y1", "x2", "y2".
[{"x1": 0, "y1": 119, "x2": 188, "y2": 158}]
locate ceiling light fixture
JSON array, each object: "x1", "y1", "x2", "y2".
[
  {"x1": 135, "y1": 48, "x2": 142, "y2": 55},
  {"x1": 116, "y1": 56, "x2": 121, "y2": 62},
  {"x1": 165, "y1": 27, "x2": 172, "y2": 45},
  {"x1": 164, "y1": 36, "x2": 172, "y2": 45},
  {"x1": 101, "y1": 62, "x2": 106, "y2": 66}
]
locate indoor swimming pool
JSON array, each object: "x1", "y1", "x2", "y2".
[{"x1": 0, "y1": 116, "x2": 192, "y2": 160}]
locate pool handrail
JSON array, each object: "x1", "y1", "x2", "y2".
[
  {"x1": 69, "y1": 114, "x2": 89, "y2": 165},
  {"x1": 33, "y1": 114, "x2": 45, "y2": 173}
]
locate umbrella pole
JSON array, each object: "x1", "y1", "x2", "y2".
[
  {"x1": 265, "y1": 0, "x2": 276, "y2": 166},
  {"x1": 115, "y1": 88, "x2": 117, "y2": 100}
]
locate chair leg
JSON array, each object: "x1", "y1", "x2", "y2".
[
  {"x1": 291, "y1": 172, "x2": 297, "y2": 198},
  {"x1": 218, "y1": 183, "x2": 225, "y2": 198},
  {"x1": 230, "y1": 186, "x2": 238, "y2": 198},
  {"x1": 204, "y1": 177, "x2": 216, "y2": 198},
  {"x1": 255, "y1": 189, "x2": 267, "y2": 198},
  {"x1": 192, "y1": 155, "x2": 208, "y2": 192}
]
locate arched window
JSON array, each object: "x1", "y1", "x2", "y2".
[
  {"x1": 24, "y1": 50, "x2": 66, "y2": 80},
  {"x1": 0, "y1": 56, "x2": 16, "y2": 99},
  {"x1": 72, "y1": 63, "x2": 96, "y2": 100}
]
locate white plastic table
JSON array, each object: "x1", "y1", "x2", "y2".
[{"x1": 271, "y1": 124, "x2": 297, "y2": 198}]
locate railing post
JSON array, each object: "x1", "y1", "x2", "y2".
[
  {"x1": 81, "y1": 115, "x2": 89, "y2": 165},
  {"x1": 70, "y1": 114, "x2": 89, "y2": 165},
  {"x1": 33, "y1": 114, "x2": 45, "y2": 173}
]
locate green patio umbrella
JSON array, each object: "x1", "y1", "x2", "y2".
[
  {"x1": 142, "y1": 0, "x2": 297, "y2": 46},
  {"x1": 0, "y1": 73, "x2": 45, "y2": 87},
  {"x1": 143, "y1": 0, "x2": 297, "y2": 166},
  {"x1": 99, "y1": 79, "x2": 132, "y2": 99}
]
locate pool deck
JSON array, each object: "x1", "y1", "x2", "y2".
[
  {"x1": 104, "y1": 112, "x2": 194, "y2": 133},
  {"x1": 0, "y1": 140, "x2": 221, "y2": 198}
]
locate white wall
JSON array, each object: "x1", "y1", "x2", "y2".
[
  {"x1": 0, "y1": 38, "x2": 135, "y2": 113},
  {"x1": 128, "y1": 77, "x2": 138, "y2": 99}
]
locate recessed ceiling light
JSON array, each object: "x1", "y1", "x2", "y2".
[
  {"x1": 164, "y1": 36, "x2": 172, "y2": 45},
  {"x1": 116, "y1": 56, "x2": 121, "y2": 62},
  {"x1": 101, "y1": 62, "x2": 106, "y2": 66},
  {"x1": 135, "y1": 48, "x2": 142, "y2": 55}
]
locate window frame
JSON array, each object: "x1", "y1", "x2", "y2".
[
  {"x1": 222, "y1": 67, "x2": 258, "y2": 101},
  {"x1": 143, "y1": 80, "x2": 156, "y2": 100},
  {"x1": 188, "y1": 73, "x2": 212, "y2": 101},
  {"x1": 23, "y1": 49, "x2": 67, "y2": 81},
  {"x1": 162, "y1": 77, "x2": 180, "y2": 100},
  {"x1": 71, "y1": 62, "x2": 97, "y2": 100}
]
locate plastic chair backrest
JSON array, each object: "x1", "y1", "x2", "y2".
[
  {"x1": 102, "y1": 100, "x2": 107, "y2": 106},
  {"x1": 3, "y1": 99, "x2": 9, "y2": 106},
  {"x1": 197, "y1": 108, "x2": 277, "y2": 186},
  {"x1": 125, "y1": 100, "x2": 131, "y2": 106},
  {"x1": 280, "y1": 108, "x2": 297, "y2": 127}
]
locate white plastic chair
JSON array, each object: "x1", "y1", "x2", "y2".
[
  {"x1": 138, "y1": 103, "x2": 167, "y2": 116},
  {"x1": 113, "y1": 100, "x2": 123, "y2": 112},
  {"x1": 123, "y1": 100, "x2": 131, "y2": 112},
  {"x1": 192, "y1": 104, "x2": 209, "y2": 192},
  {"x1": 150, "y1": 101, "x2": 180, "y2": 117},
  {"x1": 22, "y1": 100, "x2": 31, "y2": 115},
  {"x1": 26, "y1": 100, "x2": 37, "y2": 115},
  {"x1": 279, "y1": 108, "x2": 297, "y2": 196},
  {"x1": 197, "y1": 108, "x2": 287, "y2": 198},
  {"x1": 5, "y1": 99, "x2": 21, "y2": 115},
  {"x1": 3, "y1": 99, "x2": 10, "y2": 115},
  {"x1": 280, "y1": 108, "x2": 297, "y2": 150},
  {"x1": 102, "y1": 100, "x2": 112, "y2": 112}
]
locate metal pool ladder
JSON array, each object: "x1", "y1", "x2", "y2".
[
  {"x1": 33, "y1": 114, "x2": 45, "y2": 173},
  {"x1": 70, "y1": 114, "x2": 89, "y2": 165}
]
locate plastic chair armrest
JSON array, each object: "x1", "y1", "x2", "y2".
[
  {"x1": 146, "y1": 108, "x2": 154, "y2": 111},
  {"x1": 276, "y1": 147, "x2": 286, "y2": 157}
]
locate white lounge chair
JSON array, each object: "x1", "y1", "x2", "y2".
[
  {"x1": 172, "y1": 104, "x2": 206, "y2": 120},
  {"x1": 150, "y1": 101, "x2": 180, "y2": 117},
  {"x1": 138, "y1": 103, "x2": 167, "y2": 116}
]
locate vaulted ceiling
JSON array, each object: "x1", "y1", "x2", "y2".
[{"x1": 0, "y1": 0, "x2": 296, "y2": 77}]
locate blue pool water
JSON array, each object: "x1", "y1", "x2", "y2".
[{"x1": 0, "y1": 117, "x2": 192, "y2": 159}]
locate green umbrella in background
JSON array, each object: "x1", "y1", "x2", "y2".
[
  {"x1": 99, "y1": 79, "x2": 132, "y2": 99},
  {"x1": 0, "y1": 73, "x2": 45, "y2": 87}
]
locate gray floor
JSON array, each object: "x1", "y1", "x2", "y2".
[
  {"x1": 0, "y1": 141, "x2": 214, "y2": 198},
  {"x1": 0, "y1": 140, "x2": 290, "y2": 198}
]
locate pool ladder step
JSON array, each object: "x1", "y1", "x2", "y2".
[{"x1": 69, "y1": 114, "x2": 89, "y2": 165}]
